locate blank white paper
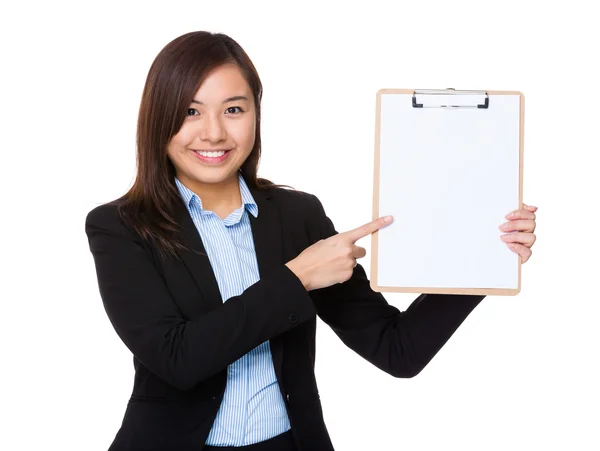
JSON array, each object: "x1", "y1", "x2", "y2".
[{"x1": 376, "y1": 93, "x2": 521, "y2": 290}]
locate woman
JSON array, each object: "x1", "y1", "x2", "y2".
[{"x1": 85, "y1": 31, "x2": 538, "y2": 451}]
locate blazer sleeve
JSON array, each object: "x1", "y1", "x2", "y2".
[
  {"x1": 85, "y1": 204, "x2": 317, "y2": 391},
  {"x1": 307, "y1": 194, "x2": 485, "y2": 378}
]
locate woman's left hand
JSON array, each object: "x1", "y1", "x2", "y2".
[{"x1": 499, "y1": 203, "x2": 537, "y2": 264}]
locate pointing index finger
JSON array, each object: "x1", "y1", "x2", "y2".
[{"x1": 343, "y1": 216, "x2": 393, "y2": 243}]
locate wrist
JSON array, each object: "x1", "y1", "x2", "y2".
[{"x1": 285, "y1": 260, "x2": 311, "y2": 291}]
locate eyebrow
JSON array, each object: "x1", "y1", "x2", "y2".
[{"x1": 191, "y1": 95, "x2": 249, "y2": 105}]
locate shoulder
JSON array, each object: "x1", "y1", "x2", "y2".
[
  {"x1": 85, "y1": 200, "x2": 138, "y2": 241},
  {"x1": 261, "y1": 184, "x2": 324, "y2": 216},
  {"x1": 85, "y1": 200, "x2": 119, "y2": 227},
  {"x1": 260, "y1": 184, "x2": 335, "y2": 240}
]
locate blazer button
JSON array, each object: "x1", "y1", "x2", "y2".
[{"x1": 289, "y1": 313, "x2": 299, "y2": 324}]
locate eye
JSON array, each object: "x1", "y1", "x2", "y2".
[
  {"x1": 226, "y1": 106, "x2": 244, "y2": 114},
  {"x1": 187, "y1": 108, "x2": 199, "y2": 116}
]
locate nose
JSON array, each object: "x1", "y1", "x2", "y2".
[{"x1": 199, "y1": 113, "x2": 227, "y2": 143}]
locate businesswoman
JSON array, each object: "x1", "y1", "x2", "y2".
[{"x1": 85, "y1": 31, "x2": 538, "y2": 451}]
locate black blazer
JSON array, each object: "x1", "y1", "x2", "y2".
[{"x1": 85, "y1": 182, "x2": 485, "y2": 451}]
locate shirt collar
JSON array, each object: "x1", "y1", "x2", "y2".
[{"x1": 174, "y1": 171, "x2": 259, "y2": 218}]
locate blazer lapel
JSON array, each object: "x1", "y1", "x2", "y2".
[
  {"x1": 247, "y1": 185, "x2": 286, "y2": 381},
  {"x1": 175, "y1": 199, "x2": 223, "y2": 310},
  {"x1": 247, "y1": 185, "x2": 283, "y2": 285}
]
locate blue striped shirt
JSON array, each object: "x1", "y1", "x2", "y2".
[{"x1": 174, "y1": 173, "x2": 291, "y2": 446}]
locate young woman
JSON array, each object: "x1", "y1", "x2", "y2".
[{"x1": 85, "y1": 31, "x2": 538, "y2": 451}]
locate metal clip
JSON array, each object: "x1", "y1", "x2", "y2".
[{"x1": 412, "y1": 88, "x2": 489, "y2": 109}]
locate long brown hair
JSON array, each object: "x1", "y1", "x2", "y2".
[{"x1": 115, "y1": 31, "x2": 291, "y2": 262}]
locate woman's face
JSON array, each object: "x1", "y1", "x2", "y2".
[{"x1": 167, "y1": 63, "x2": 256, "y2": 189}]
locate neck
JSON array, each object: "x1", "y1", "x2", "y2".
[{"x1": 182, "y1": 173, "x2": 242, "y2": 214}]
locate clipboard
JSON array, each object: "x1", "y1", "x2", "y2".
[{"x1": 370, "y1": 88, "x2": 524, "y2": 296}]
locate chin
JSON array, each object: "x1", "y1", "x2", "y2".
[{"x1": 188, "y1": 168, "x2": 239, "y2": 185}]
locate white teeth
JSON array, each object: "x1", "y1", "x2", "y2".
[{"x1": 195, "y1": 150, "x2": 226, "y2": 158}]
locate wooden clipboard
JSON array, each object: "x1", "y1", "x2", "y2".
[{"x1": 370, "y1": 89, "x2": 524, "y2": 296}]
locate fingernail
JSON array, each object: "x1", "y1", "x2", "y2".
[
  {"x1": 505, "y1": 212, "x2": 514, "y2": 219},
  {"x1": 383, "y1": 215, "x2": 393, "y2": 223},
  {"x1": 501, "y1": 234, "x2": 510, "y2": 240}
]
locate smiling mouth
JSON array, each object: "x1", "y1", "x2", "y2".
[{"x1": 191, "y1": 149, "x2": 232, "y2": 158}]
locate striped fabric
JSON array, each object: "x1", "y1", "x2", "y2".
[{"x1": 174, "y1": 172, "x2": 291, "y2": 446}]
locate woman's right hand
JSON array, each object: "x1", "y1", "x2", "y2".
[{"x1": 285, "y1": 215, "x2": 393, "y2": 291}]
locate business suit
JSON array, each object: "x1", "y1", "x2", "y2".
[{"x1": 85, "y1": 181, "x2": 485, "y2": 451}]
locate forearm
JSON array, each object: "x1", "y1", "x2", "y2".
[
  {"x1": 393, "y1": 292, "x2": 485, "y2": 376},
  {"x1": 161, "y1": 265, "x2": 316, "y2": 389},
  {"x1": 87, "y1": 217, "x2": 315, "y2": 391},
  {"x1": 312, "y1": 263, "x2": 484, "y2": 378},
  {"x1": 338, "y1": 291, "x2": 484, "y2": 377}
]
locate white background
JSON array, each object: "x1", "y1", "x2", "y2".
[{"x1": 1, "y1": 1, "x2": 598, "y2": 450}]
